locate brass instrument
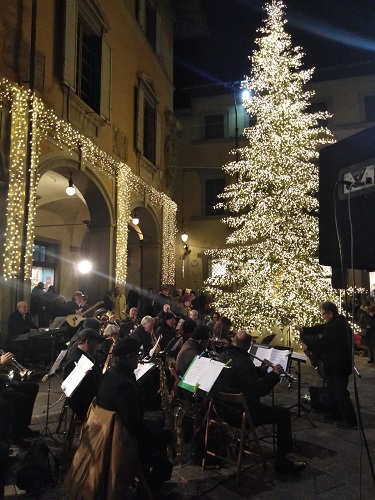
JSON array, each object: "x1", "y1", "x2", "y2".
[
  {"x1": 102, "y1": 339, "x2": 116, "y2": 374},
  {"x1": 0, "y1": 349, "x2": 33, "y2": 381}
]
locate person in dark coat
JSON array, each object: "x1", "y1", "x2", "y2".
[
  {"x1": 296, "y1": 301, "x2": 357, "y2": 429},
  {"x1": 131, "y1": 316, "x2": 155, "y2": 357},
  {"x1": 219, "y1": 330, "x2": 306, "y2": 475},
  {"x1": 6, "y1": 301, "x2": 37, "y2": 359},
  {"x1": 156, "y1": 312, "x2": 176, "y2": 350},
  {"x1": 175, "y1": 325, "x2": 210, "y2": 376},
  {"x1": 63, "y1": 328, "x2": 103, "y2": 421},
  {"x1": 97, "y1": 338, "x2": 171, "y2": 491}
]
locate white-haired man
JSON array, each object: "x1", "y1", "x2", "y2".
[{"x1": 131, "y1": 315, "x2": 155, "y2": 357}]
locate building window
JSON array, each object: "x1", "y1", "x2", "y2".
[
  {"x1": 32, "y1": 242, "x2": 58, "y2": 289},
  {"x1": 365, "y1": 95, "x2": 375, "y2": 122},
  {"x1": 136, "y1": 76, "x2": 161, "y2": 167},
  {"x1": 137, "y1": 0, "x2": 161, "y2": 54},
  {"x1": 76, "y1": 19, "x2": 101, "y2": 112},
  {"x1": 204, "y1": 114, "x2": 224, "y2": 140},
  {"x1": 61, "y1": 0, "x2": 111, "y2": 120},
  {"x1": 205, "y1": 178, "x2": 225, "y2": 216}
]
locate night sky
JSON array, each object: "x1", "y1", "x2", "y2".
[{"x1": 174, "y1": 0, "x2": 375, "y2": 93}]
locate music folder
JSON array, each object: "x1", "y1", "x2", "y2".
[{"x1": 178, "y1": 355, "x2": 229, "y2": 396}]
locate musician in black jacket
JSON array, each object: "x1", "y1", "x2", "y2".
[
  {"x1": 219, "y1": 330, "x2": 306, "y2": 475},
  {"x1": 296, "y1": 301, "x2": 357, "y2": 429},
  {"x1": 63, "y1": 328, "x2": 103, "y2": 421},
  {"x1": 97, "y1": 338, "x2": 171, "y2": 491}
]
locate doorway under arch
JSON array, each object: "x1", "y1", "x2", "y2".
[{"x1": 34, "y1": 166, "x2": 114, "y2": 305}]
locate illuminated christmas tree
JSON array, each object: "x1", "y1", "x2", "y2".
[{"x1": 205, "y1": 0, "x2": 338, "y2": 332}]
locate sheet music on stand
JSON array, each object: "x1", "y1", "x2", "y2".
[
  {"x1": 61, "y1": 355, "x2": 94, "y2": 397},
  {"x1": 134, "y1": 361, "x2": 156, "y2": 381},
  {"x1": 42, "y1": 349, "x2": 67, "y2": 382},
  {"x1": 250, "y1": 344, "x2": 293, "y2": 374},
  {"x1": 178, "y1": 355, "x2": 229, "y2": 395}
]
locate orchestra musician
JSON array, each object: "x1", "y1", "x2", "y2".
[
  {"x1": 295, "y1": 301, "x2": 358, "y2": 429},
  {"x1": 131, "y1": 316, "x2": 155, "y2": 357},
  {"x1": 119, "y1": 307, "x2": 140, "y2": 337},
  {"x1": 6, "y1": 301, "x2": 37, "y2": 356},
  {"x1": 96, "y1": 338, "x2": 172, "y2": 492},
  {"x1": 63, "y1": 328, "x2": 103, "y2": 421},
  {"x1": 219, "y1": 330, "x2": 306, "y2": 475},
  {"x1": 0, "y1": 350, "x2": 40, "y2": 446},
  {"x1": 175, "y1": 325, "x2": 211, "y2": 377}
]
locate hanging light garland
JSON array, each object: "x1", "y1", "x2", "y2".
[{"x1": 0, "y1": 77, "x2": 177, "y2": 284}]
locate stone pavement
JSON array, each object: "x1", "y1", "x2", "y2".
[{"x1": 4, "y1": 352, "x2": 375, "y2": 499}]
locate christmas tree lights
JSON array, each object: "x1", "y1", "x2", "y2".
[{"x1": 205, "y1": 1, "x2": 338, "y2": 333}]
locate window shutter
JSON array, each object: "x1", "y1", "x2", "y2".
[
  {"x1": 100, "y1": 40, "x2": 111, "y2": 121},
  {"x1": 136, "y1": 86, "x2": 144, "y2": 154},
  {"x1": 155, "y1": 110, "x2": 161, "y2": 168},
  {"x1": 63, "y1": 0, "x2": 78, "y2": 89},
  {"x1": 155, "y1": 10, "x2": 162, "y2": 56}
]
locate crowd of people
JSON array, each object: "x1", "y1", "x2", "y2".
[{"x1": 0, "y1": 283, "x2": 362, "y2": 496}]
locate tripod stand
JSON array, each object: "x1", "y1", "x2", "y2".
[
  {"x1": 39, "y1": 331, "x2": 66, "y2": 440},
  {"x1": 288, "y1": 355, "x2": 316, "y2": 427}
]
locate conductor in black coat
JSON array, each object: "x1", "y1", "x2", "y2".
[
  {"x1": 219, "y1": 331, "x2": 306, "y2": 474},
  {"x1": 296, "y1": 301, "x2": 357, "y2": 429}
]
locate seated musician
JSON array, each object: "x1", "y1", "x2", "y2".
[
  {"x1": 6, "y1": 301, "x2": 37, "y2": 354},
  {"x1": 219, "y1": 330, "x2": 306, "y2": 475},
  {"x1": 0, "y1": 351, "x2": 39, "y2": 445},
  {"x1": 119, "y1": 307, "x2": 140, "y2": 337},
  {"x1": 63, "y1": 328, "x2": 103, "y2": 421},
  {"x1": 131, "y1": 316, "x2": 155, "y2": 357},
  {"x1": 65, "y1": 291, "x2": 87, "y2": 315},
  {"x1": 97, "y1": 338, "x2": 172, "y2": 491},
  {"x1": 175, "y1": 325, "x2": 210, "y2": 377},
  {"x1": 156, "y1": 312, "x2": 177, "y2": 351}
]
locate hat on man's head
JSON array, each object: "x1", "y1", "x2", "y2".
[
  {"x1": 76, "y1": 328, "x2": 102, "y2": 342},
  {"x1": 165, "y1": 312, "x2": 176, "y2": 321},
  {"x1": 37, "y1": 282, "x2": 45, "y2": 288},
  {"x1": 113, "y1": 338, "x2": 140, "y2": 357},
  {"x1": 83, "y1": 318, "x2": 102, "y2": 332},
  {"x1": 73, "y1": 291, "x2": 85, "y2": 297},
  {"x1": 191, "y1": 325, "x2": 210, "y2": 341}
]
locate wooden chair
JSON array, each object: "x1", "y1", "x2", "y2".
[{"x1": 202, "y1": 391, "x2": 266, "y2": 485}]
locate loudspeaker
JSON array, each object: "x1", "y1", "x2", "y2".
[{"x1": 319, "y1": 125, "x2": 375, "y2": 270}]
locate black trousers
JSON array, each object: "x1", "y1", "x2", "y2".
[
  {"x1": 0, "y1": 381, "x2": 39, "y2": 433},
  {"x1": 251, "y1": 402, "x2": 293, "y2": 461},
  {"x1": 326, "y1": 374, "x2": 357, "y2": 425}
]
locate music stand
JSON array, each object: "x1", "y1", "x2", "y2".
[
  {"x1": 39, "y1": 331, "x2": 68, "y2": 439},
  {"x1": 289, "y1": 352, "x2": 316, "y2": 427}
]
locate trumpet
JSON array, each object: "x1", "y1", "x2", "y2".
[{"x1": 0, "y1": 349, "x2": 34, "y2": 381}]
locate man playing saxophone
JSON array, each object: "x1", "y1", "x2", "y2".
[{"x1": 0, "y1": 350, "x2": 39, "y2": 446}]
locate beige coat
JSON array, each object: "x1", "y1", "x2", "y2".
[{"x1": 64, "y1": 399, "x2": 141, "y2": 499}]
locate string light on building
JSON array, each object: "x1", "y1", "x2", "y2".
[{"x1": 1, "y1": 76, "x2": 177, "y2": 285}]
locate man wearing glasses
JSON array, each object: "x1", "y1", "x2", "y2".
[{"x1": 296, "y1": 301, "x2": 357, "y2": 429}]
